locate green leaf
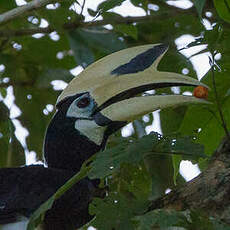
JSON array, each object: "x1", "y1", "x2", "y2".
[
  {"x1": 171, "y1": 136, "x2": 205, "y2": 159},
  {"x1": 225, "y1": 88, "x2": 230, "y2": 97},
  {"x1": 160, "y1": 106, "x2": 187, "y2": 135},
  {"x1": 88, "y1": 139, "x2": 133, "y2": 179},
  {"x1": 172, "y1": 154, "x2": 182, "y2": 185},
  {"x1": 180, "y1": 61, "x2": 230, "y2": 156},
  {"x1": 88, "y1": 134, "x2": 159, "y2": 179},
  {"x1": 68, "y1": 30, "x2": 95, "y2": 68},
  {"x1": 117, "y1": 162, "x2": 152, "y2": 201},
  {"x1": 77, "y1": 28, "x2": 126, "y2": 53},
  {"x1": 114, "y1": 24, "x2": 138, "y2": 40},
  {"x1": 135, "y1": 209, "x2": 187, "y2": 230},
  {"x1": 68, "y1": 28, "x2": 126, "y2": 67},
  {"x1": 0, "y1": 0, "x2": 17, "y2": 12},
  {"x1": 179, "y1": 100, "x2": 230, "y2": 156},
  {"x1": 37, "y1": 1, "x2": 77, "y2": 28},
  {"x1": 193, "y1": 0, "x2": 206, "y2": 17},
  {"x1": 14, "y1": 87, "x2": 58, "y2": 160},
  {"x1": 130, "y1": 0, "x2": 148, "y2": 11},
  {"x1": 98, "y1": 0, "x2": 126, "y2": 12},
  {"x1": 36, "y1": 68, "x2": 74, "y2": 88},
  {"x1": 214, "y1": 0, "x2": 230, "y2": 23},
  {"x1": 0, "y1": 88, "x2": 7, "y2": 98},
  {"x1": 89, "y1": 133, "x2": 205, "y2": 180},
  {"x1": 89, "y1": 193, "x2": 148, "y2": 230}
]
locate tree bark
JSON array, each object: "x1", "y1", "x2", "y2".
[
  {"x1": 0, "y1": 0, "x2": 55, "y2": 25},
  {"x1": 148, "y1": 136, "x2": 230, "y2": 224}
]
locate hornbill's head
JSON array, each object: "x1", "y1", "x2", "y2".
[{"x1": 44, "y1": 44, "x2": 209, "y2": 171}]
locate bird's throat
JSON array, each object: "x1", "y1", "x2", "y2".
[{"x1": 43, "y1": 111, "x2": 103, "y2": 172}]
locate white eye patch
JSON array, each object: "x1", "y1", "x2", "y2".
[
  {"x1": 66, "y1": 93, "x2": 106, "y2": 145},
  {"x1": 66, "y1": 93, "x2": 95, "y2": 119}
]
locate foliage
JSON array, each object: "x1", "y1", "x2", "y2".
[{"x1": 0, "y1": 0, "x2": 230, "y2": 229}]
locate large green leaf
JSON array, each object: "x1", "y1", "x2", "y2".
[
  {"x1": 114, "y1": 24, "x2": 138, "y2": 40},
  {"x1": 77, "y1": 28, "x2": 126, "y2": 53},
  {"x1": 68, "y1": 28, "x2": 126, "y2": 67},
  {"x1": 68, "y1": 30, "x2": 95, "y2": 67},
  {"x1": 180, "y1": 97, "x2": 230, "y2": 155},
  {"x1": 193, "y1": 0, "x2": 206, "y2": 18},
  {"x1": 135, "y1": 209, "x2": 186, "y2": 230},
  {"x1": 0, "y1": 0, "x2": 17, "y2": 12},
  {"x1": 14, "y1": 87, "x2": 58, "y2": 159},
  {"x1": 214, "y1": 0, "x2": 230, "y2": 23},
  {"x1": 135, "y1": 209, "x2": 230, "y2": 230},
  {"x1": 88, "y1": 133, "x2": 205, "y2": 180},
  {"x1": 89, "y1": 193, "x2": 147, "y2": 230},
  {"x1": 160, "y1": 106, "x2": 187, "y2": 135},
  {"x1": 37, "y1": 1, "x2": 77, "y2": 28},
  {"x1": 36, "y1": 68, "x2": 74, "y2": 88},
  {"x1": 98, "y1": 0, "x2": 126, "y2": 12}
]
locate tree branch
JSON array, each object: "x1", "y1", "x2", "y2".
[
  {"x1": 0, "y1": 0, "x2": 55, "y2": 26},
  {"x1": 0, "y1": 15, "x2": 167, "y2": 38},
  {"x1": 147, "y1": 136, "x2": 230, "y2": 224}
]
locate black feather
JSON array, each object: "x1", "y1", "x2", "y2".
[{"x1": 0, "y1": 165, "x2": 95, "y2": 229}]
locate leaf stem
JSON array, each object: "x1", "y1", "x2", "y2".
[
  {"x1": 80, "y1": 0, "x2": 86, "y2": 16},
  {"x1": 210, "y1": 55, "x2": 230, "y2": 141}
]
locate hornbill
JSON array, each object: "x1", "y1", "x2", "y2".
[{"x1": 0, "y1": 44, "x2": 208, "y2": 230}]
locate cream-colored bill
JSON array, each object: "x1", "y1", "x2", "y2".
[{"x1": 101, "y1": 95, "x2": 210, "y2": 122}]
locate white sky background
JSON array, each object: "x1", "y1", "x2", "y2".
[{"x1": 1, "y1": 0, "x2": 214, "y2": 181}]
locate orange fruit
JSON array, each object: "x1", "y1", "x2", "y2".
[{"x1": 193, "y1": 86, "x2": 208, "y2": 99}]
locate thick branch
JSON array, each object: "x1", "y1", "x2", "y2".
[
  {"x1": 148, "y1": 137, "x2": 230, "y2": 224},
  {"x1": 0, "y1": 0, "x2": 55, "y2": 26},
  {"x1": 0, "y1": 15, "x2": 162, "y2": 38}
]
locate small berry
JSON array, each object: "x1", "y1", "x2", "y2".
[{"x1": 193, "y1": 86, "x2": 208, "y2": 99}]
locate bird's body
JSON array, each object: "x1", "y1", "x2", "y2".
[
  {"x1": 0, "y1": 165, "x2": 95, "y2": 230},
  {"x1": 0, "y1": 44, "x2": 209, "y2": 229}
]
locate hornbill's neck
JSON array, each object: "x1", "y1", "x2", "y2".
[
  {"x1": 43, "y1": 110, "x2": 103, "y2": 172},
  {"x1": 43, "y1": 92, "x2": 126, "y2": 172}
]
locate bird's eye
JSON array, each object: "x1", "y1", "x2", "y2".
[{"x1": 76, "y1": 97, "x2": 90, "y2": 108}]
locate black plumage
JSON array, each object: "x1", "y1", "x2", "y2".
[
  {"x1": 44, "y1": 106, "x2": 101, "y2": 172},
  {"x1": 0, "y1": 165, "x2": 95, "y2": 230},
  {"x1": 0, "y1": 94, "x2": 104, "y2": 229}
]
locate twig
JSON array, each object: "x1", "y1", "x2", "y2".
[
  {"x1": 209, "y1": 55, "x2": 230, "y2": 141},
  {"x1": 0, "y1": 27, "x2": 53, "y2": 37},
  {"x1": 80, "y1": 0, "x2": 86, "y2": 16},
  {"x1": 0, "y1": 81, "x2": 35, "y2": 88},
  {"x1": 0, "y1": 0, "x2": 55, "y2": 26},
  {"x1": 0, "y1": 38, "x2": 9, "y2": 51}
]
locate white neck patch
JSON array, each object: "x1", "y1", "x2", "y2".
[
  {"x1": 75, "y1": 119, "x2": 106, "y2": 145},
  {"x1": 1, "y1": 218, "x2": 29, "y2": 230}
]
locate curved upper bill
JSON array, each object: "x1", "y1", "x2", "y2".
[{"x1": 57, "y1": 44, "x2": 210, "y2": 122}]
